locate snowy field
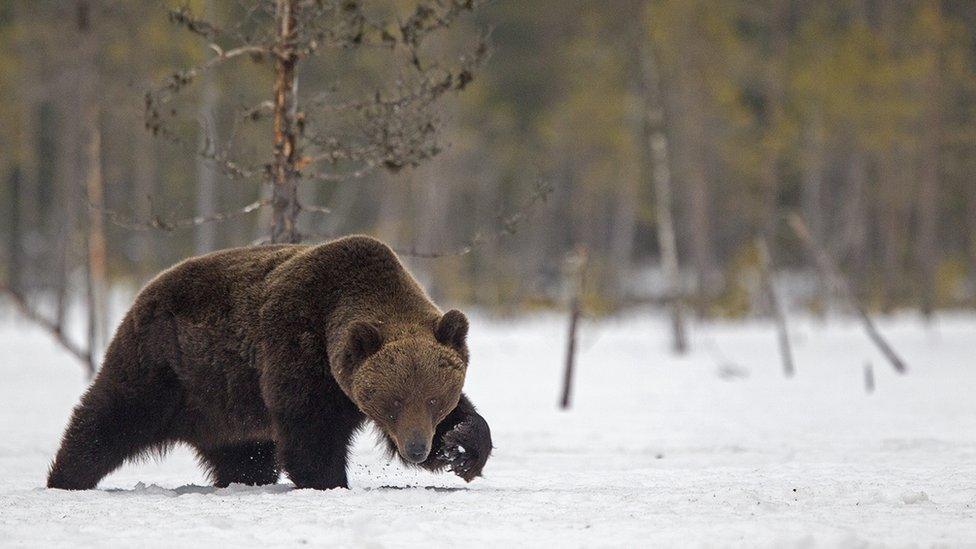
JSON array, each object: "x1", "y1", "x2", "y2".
[{"x1": 1, "y1": 310, "x2": 975, "y2": 547}]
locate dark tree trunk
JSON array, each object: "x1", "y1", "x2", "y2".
[
  {"x1": 756, "y1": 236, "x2": 794, "y2": 377},
  {"x1": 760, "y1": 1, "x2": 788, "y2": 238},
  {"x1": 195, "y1": 0, "x2": 220, "y2": 254},
  {"x1": 77, "y1": 0, "x2": 108, "y2": 362},
  {"x1": 673, "y1": 72, "x2": 715, "y2": 317},
  {"x1": 637, "y1": 21, "x2": 687, "y2": 354},
  {"x1": 801, "y1": 111, "x2": 828, "y2": 314},
  {"x1": 270, "y1": 0, "x2": 301, "y2": 244},
  {"x1": 6, "y1": 168, "x2": 24, "y2": 295},
  {"x1": 132, "y1": 121, "x2": 158, "y2": 276},
  {"x1": 969, "y1": 183, "x2": 976, "y2": 296},
  {"x1": 843, "y1": 149, "x2": 869, "y2": 299},
  {"x1": 878, "y1": 150, "x2": 906, "y2": 312},
  {"x1": 560, "y1": 248, "x2": 587, "y2": 410},
  {"x1": 916, "y1": 0, "x2": 942, "y2": 317}
]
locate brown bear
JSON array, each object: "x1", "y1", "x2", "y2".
[{"x1": 46, "y1": 235, "x2": 491, "y2": 490}]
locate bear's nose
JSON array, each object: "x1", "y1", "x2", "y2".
[{"x1": 404, "y1": 439, "x2": 429, "y2": 463}]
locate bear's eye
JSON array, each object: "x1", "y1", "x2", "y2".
[{"x1": 428, "y1": 398, "x2": 438, "y2": 407}]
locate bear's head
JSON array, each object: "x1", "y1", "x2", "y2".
[{"x1": 342, "y1": 310, "x2": 469, "y2": 464}]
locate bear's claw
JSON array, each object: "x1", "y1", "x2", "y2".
[{"x1": 438, "y1": 416, "x2": 491, "y2": 482}]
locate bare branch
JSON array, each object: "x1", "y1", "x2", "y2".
[
  {"x1": 305, "y1": 162, "x2": 379, "y2": 183},
  {"x1": 302, "y1": 203, "x2": 332, "y2": 215},
  {"x1": 395, "y1": 179, "x2": 553, "y2": 258},
  {"x1": 400, "y1": 0, "x2": 485, "y2": 68},
  {"x1": 168, "y1": 5, "x2": 222, "y2": 41},
  {"x1": 0, "y1": 284, "x2": 94, "y2": 376},
  {"x1": 94, "y1": 197, "x2": 271, "y2": 233},
  {"x1": 145, "y1": 44, "x2": 270, "y2": 137},
  {"x1": 788, "y1": 213, "x2": 908, "y2": 374}
]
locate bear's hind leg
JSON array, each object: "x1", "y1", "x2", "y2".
[
  {"x1": 46, "y1": 374, "x2": 182, "y2": 490},
  {"x1": 197, "y1": 441, "x2": 280, "y2": 487},
  {"x1": 47, "y1": 317, "x2": 183, "y2": 490}
]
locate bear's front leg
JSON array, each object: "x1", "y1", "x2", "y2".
[
  {"x1": 422, "y1": 394, "x2": 492, "y2": 482},
  {"x1": 274, "y1": 412, "x2": 357, "y2": 490},
  {"x1": 264, "y1": 368, "x2": 363, "y2": 490},
  {"x1": 259, "y1": 281, "x2": 366, "y2": 489}
]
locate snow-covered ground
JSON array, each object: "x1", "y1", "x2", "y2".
[{"x1": 1, "y1": 310, "x2": 975, "y2": 547}]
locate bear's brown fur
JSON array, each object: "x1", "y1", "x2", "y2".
[{"x1": 46, "y1": 235, "x2": 491, "y2": 490}]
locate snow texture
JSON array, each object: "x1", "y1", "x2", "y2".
[{"x1": 1, "y1": 312, "x2": 975, "y2": 547}]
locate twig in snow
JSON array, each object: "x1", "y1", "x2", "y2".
[
  {"x1": 755, "y1": 235, "x2": 795, "y2": 378},
  {"x1": 0, "y1": 284, "x2": 95, "y2": 377},
  {"x1": 864, "y1": 361, "x2": 875, "y2": 394},
  {"x1": 560, "y1": 246, "x2": 587, "y2": 410},
  {"x1": 788, "y1": 213, "x2": 907, "y2": 374}
]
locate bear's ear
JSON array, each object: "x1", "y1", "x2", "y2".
[
  {"x1": 435, "y1": 309, "x2": 468, "y2": 350},
  {"x1": 347, "y1": 321, "x2": 383, "y2": 362}
]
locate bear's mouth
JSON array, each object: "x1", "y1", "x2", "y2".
[
  {"x1": 390, "y1": 429, "x2": 432, "y2": 464},
  {"x1": 396, "y1": 438, "x2": 431, "y2": 464}
]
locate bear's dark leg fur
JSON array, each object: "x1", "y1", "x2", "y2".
[
  {"x1": 263, "y1": 369, "x2": 364, "y2": 490},
  {"x1": 274, "y1": 419, "x2": 355, "y2": 489},
  {"x1": 47, "y1": 313, "x2": 183, "y2": 490},
  {"x1": 46, "y1": 364, "x2": 183, "y2": 490},
  {"x1": 196, "y1": 441, "x2": 280, "y2": 487}
]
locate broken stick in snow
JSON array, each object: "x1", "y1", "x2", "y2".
[
  {"x1": 755, "y1": 235, "x2": 795, "y2": 377},
  {"x1": 864, "y1": 361, "x2": 875, "y2": 394},
  {"x1": 787, "y1": 213, "x2": 907, "y2": 374},
  {"x1": 0, "y1": 284, "x2": 95, "y2": 377},
  {"x1": 560, "y1": 246, "x2": 587, "y2": 410}
]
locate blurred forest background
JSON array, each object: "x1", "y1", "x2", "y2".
[{"x1": 2, "y1": 0, "x2": 976, "y2": 353}]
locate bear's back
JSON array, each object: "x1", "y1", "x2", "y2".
[{"x1": 138, "y1": 243, "x2": 306, "y2": 322}]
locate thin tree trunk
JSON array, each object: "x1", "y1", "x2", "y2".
[
  {"x1": 560, "y1": 247, "x2": 586, "y2": 410},
  {"x1": 877, "y1": 0, "x2": 903, "y2": 313},
  {"x1": 878, "y1": 149, "x2": 907, "y2": 312},
  {"x1": 77, "y1": 0, "x2": 107, "y2": 363},
  {"x1": 842, "y1": 149, "x2": 869, "y2": 299},
  {"x1": 756, "y1": 236, "x2": 794, "y2": 377},
  {"x1": 609, "y1": 178, "x2": 638, "y2": 301},
  {"x1": 638, "y1": 27, "x2": 687, "y2": 354},
  {"x1": 84, "y1": 124, "x2": 106, "y2": 366},
  {"x1": 672, "y1": 68, "x2": 714, "y2": 316},
  {"x1": 6, "y1": 167, "x2": 24, "y2": 296},
  {"x1": 12, "y1": 4, "x2": 42, "y2": 295},
  {"x1": 916, "y1": 0, "x2": 942, "y2": 317},
  {"x1": 415, "y1": 163, "x2": 452, "y2": 301},
  {"x1": 760, "y1": 2, "x2": 788, "y2": 238},
  {"x1": 132, "y1": 121, "x2": 157, "y2": 277},
  {"x1": 53, "y1": 98, "x2": 79, "y2": 330},
  {"x1": 801, "y1": 111, "x2": 828, "y2": 314},
  {"x1": 686, "y1": 124, "x2": 713, "y2": 317},
  {"x1": 969, "y1": 183, "x2": 976, "y2": 297},
  {"x1": 195, "y1": 0, "x2": 220, "y2": 254},
  {"x1": 270, "y1": 0, "x2": 301, "y2": 244},
  {"x1": 82, "y1": 223, "x2": 98, "y2": 379},
  {"x1": 613, "y1": 18, "x2": 640, "y2": 300}
]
